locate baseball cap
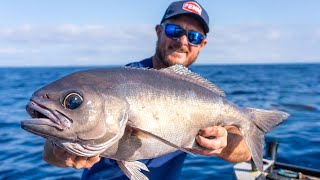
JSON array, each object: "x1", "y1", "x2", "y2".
[{"x1": 160, "y1": 0, "x2": 209, "y2": 34}]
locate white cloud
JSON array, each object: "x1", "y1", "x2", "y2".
[
  {"x1": 0, "y1": 47, "x2": 28, "y2": 54},
  {"x1": 0, "y1": 23, "x2": 319, "y2": 66},
  {"x1": 0, "y1": 47, "x2": 41, "y2": 56},
  {"x1": 313, "y1": 28, "x2": 320, "y2": 42},
  {"x1": 203, "y1": 24, "x2": 320, "y2": 64},
  {"x1": 267, "y1": 29, "x2": 281, "y2": 41}
]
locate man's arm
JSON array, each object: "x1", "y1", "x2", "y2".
[
  {"x1": 194, "y1": 125, "x2": 251, "y2": 162},
  {"x1": 43, "y1": 140, "x2": 101, "y2": 169}
]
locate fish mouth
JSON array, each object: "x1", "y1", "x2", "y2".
[{"x1": 22, "y1": 100, "x2": 72, "y2": 131}]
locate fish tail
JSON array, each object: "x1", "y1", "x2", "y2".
[{"x1": 244, "y1": 108, "x2": 289, "y2": 172}]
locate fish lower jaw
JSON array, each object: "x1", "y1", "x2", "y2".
[
  {"x1": 26, "y1": 100, "x2": 68, "y2": 129},
  {"x1": 22, "y1": 118, "x2": 64, "y2": 130},
  {"x1": 53, "y1": 140, "x2": 107, "y2": 157}
]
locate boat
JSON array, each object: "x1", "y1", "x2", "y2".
[{"x1": 234, "y1": 138, "x2": 320, "y2": 180}]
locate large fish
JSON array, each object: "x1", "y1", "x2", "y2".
[{"x1": 21, "y1": 65, "x2": 289, "y2": 180}]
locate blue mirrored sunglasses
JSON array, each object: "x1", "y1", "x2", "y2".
[{"x1": 162, "y1": 23, "x2": 205, "y2": 46}]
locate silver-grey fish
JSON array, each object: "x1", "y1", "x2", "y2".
[{"x1": 21, "y1": 65, "x2": 289, "y2": 180}]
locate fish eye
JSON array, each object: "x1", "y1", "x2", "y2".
[{"x1": 63, "y1": 93, "x2": 83, "y2": 110}]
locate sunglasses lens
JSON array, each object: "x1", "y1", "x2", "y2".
[
  {"x1": 188, "y1": 31, "x2": 204, "y2": 45},
  {"x1": 164, "y1": 24, "x2": 205, "y2": 45},
  {"x1": 165, "y1": 24, "x2": 184, "y2": 38}
]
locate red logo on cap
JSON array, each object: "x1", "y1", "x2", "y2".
[{"x1": 182, "y1": 1, "x2": 202, "y2": 15}]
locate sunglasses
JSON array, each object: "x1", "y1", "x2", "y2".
[{"x1": 162, "y1": 23, "x2": 205, "y2": 46}]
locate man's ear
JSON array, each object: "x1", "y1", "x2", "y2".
[
  {"x1": 155, "y1": 24, "x2": 162, "y2": 39},
  {"x1": 199, "y1": 38, "x2": 208, "y2": 51}
]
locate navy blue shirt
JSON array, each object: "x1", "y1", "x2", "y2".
[{"x1": 81, "y1": 57, "x2": 187, "y2": 180}]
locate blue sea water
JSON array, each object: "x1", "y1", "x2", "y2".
[{"x1": 0, "y1": 64, "x2": 319, "y2": 179}]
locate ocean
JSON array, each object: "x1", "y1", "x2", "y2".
[{"x1": 0, "y1": 64, "x2": 319, "y2": 179}]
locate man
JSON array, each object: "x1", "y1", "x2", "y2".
[{"x1": 43, "y1": 1, "x2": 251, "y2": 179}]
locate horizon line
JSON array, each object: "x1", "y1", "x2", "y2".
[{"x1": 1, "y1": 61, "x2": 319, "y2": 68}]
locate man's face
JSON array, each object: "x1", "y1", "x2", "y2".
[{"x1": 155, "y1": 15, "x2": 207, "y2": 68}]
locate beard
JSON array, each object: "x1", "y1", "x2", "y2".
[{"x1": 154, "y1": 40, "x2": 193, "y2": 67}]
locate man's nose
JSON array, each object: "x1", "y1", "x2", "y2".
[{"x1": 177, "y1": 34, "x2": 189, "y2": 46}]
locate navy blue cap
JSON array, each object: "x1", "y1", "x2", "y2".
[{"x1": 161, "y1": 0, "x2": 209, "y2": 34}]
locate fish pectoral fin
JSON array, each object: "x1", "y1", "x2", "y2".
[
  {"x1": 129, "y1": 126, "x2": 195, "y2": 155},
  {"x1": 117, "y1": 160, "x2": 149, "y2": 180}
]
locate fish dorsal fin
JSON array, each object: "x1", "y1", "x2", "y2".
[
  {"x1": 122, "y1": 65, "x2": 225, "y2": 97},
  {"x1": 161, "y1": 65, "x2": 225, "y2": 97}
]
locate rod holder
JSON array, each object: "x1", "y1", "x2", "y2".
[
  {"x1": 250, "y1": 158, "x2": 258, "y2": 172},
  {"x1": 266, "y1": 139, "x2": 278, "y2": 161}
]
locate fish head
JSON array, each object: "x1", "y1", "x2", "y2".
[{"x1": 21, "y1": 71, "x2": 129, "y2": 156}]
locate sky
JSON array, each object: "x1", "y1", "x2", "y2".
[{"x1": 0, "y1": 0, "x2": 320, "y2": 66}]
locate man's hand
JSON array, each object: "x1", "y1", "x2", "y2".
[
  {"x1": 193, "y1": 125, "x2": 251, "y2": 162},
  {"x1": 192, "y1": 126, "x2": 228, "y2": 156},
  {"x1": 43, "y1": 140, "x2": 100, "y2": 169}
]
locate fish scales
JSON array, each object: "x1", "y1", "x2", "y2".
[{"x1": 21, "y1": 65, "x2": 289, "y2": 180}]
